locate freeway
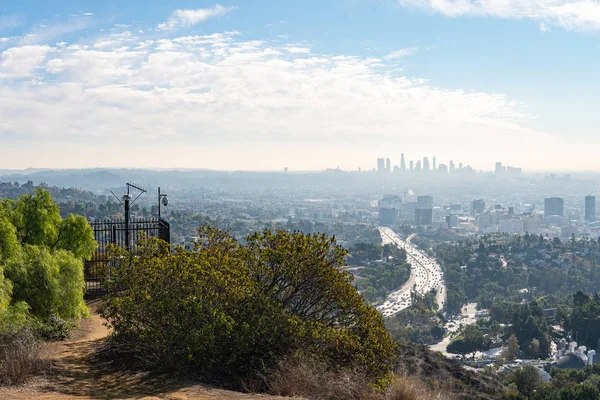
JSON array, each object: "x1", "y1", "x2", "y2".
[{"x1": 376, "y1": 227, "x2": 447, "y2": 318}]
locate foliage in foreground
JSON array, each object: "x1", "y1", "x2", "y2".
[
  {"x1": 0, "y1": 189, "x2": 96, "y2": 338},
  {"x1": 265, "y1": 355, "x2": 457, "y2": 400},
  {"x1": 100, "y1": 227, "x2": 398, "y2": 387}
]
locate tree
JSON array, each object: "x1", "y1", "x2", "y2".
[
  {"x1": 504, "y1": 334, "x2": 520, "y2": 361},
  {"x1": 508, "y1": 366, "x2": 541, "y2": 398},
  {"x1": 568, "y1": 291, "x2": 600, "y2": 349},
  {"x1": 527, "y1": 338, "x2": 540, "y2": 359},
  {"x1": 12, "y1": 189, "x2": 62, "y2": 247},
  {"x1": 0, "y1": 189, "x2": 95, "y2": 335},
  {"x1": 51, "y1": 214, "x2": 96, "y2": 259},
  {"x1": 447, "y1": 336, "x2": 471, "y2": 357}
]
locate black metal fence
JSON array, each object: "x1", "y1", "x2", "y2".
[{"x1": 84, "y1": 217, "x2": 170, "y2": 297}]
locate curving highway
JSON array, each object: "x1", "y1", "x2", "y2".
[{"x1": 376, "y1": 227, "x2": 446, "y2": 318}]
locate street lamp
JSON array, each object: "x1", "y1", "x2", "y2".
[{"x1": 158, "y1": 187, "x2": 168, "y2": 219}]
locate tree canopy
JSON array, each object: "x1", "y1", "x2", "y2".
[{"x1": 0, "y1": 189, "x2": 95, "y2": 335}]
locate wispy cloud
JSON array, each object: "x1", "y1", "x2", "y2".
[
  {"x1": 21, "y1": 17, "x2": 91, "y2": 44},
  {"x1": 158, "y1": 4, "x2": 237, "y2": 30},
  {"x1": 0, "y1": 14, "x2": 24, "y2": 32},
  {"x1": 384, "y1": 47, "x2": 419, "y2": 60},
  {"x1": 540, "y1": 22, "x2": 551, "y2": 32},
  {"x1": 398, "y1": 0, "x2": 600, "y2": 32}
]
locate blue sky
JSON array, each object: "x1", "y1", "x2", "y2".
[{"x1": 1, "y1": 0, "x2": 599, "y2": 171}]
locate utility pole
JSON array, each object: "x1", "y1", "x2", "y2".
[
  {"x1": 123, "y1": 193, "x2": 131, "y2": 251},
  {"x1": 111, "y1": 183, "x2": 146, "y2": 252}
]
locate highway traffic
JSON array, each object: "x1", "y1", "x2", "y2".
[{"x1": 376, "y1": 227, "x2": 446, "y2": 318}]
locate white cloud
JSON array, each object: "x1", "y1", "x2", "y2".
[
  {"x1": 285, "y1": 47, "x2": 311, "y2": 54},
  {"x1": 0, "y1": 45, "x2": 52, "y2": 78},
  {"x1": 398, "y1": 0, "x2": 600, "y2": 32},
  {"x1": 384, "y1": 47, "x2": 419, "y2": 60},
  {"x1": 158, "y1": 4, "x2": 237, "y2": 30},
  {"x1": 0, "y1": 22, "x2": 594, "y2": 170}
]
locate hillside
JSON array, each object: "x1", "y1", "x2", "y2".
[
  {"x1": 0, "y1": 300, "x2": 504, "y2": 400},
  {"x1": 0, "y1": 300, "x2": 291, "y2": 400},
  {"x1": 395, "y1": 343, "x2": 505, "y2": 400}
]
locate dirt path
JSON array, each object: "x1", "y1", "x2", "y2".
[{"x1": 1, "y1": 300, "x2": 289, "y2": 400}]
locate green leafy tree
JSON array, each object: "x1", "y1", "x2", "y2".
[
  {"x1": 0, "y1": 189, "x2": 95, "y2": 335},
  {"x1": 527, "y1": 338, "x2": 540, "y2": 359},
  {"x1": 507, "y1": 366, "x2": 541, "y2": 398},
  {"x1": 567, "y1": 291, "x2": 600, "y2": 349},
  {"x1": 504, "y1": 334, "x2": 520, "y2": 361},
  {"x1": 12, "y1": 189, "x2": 62, "y2": 246}
]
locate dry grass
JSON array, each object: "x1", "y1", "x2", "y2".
[
  {"x1": 385, "y1": 376, "x2": 455, "y2": 400},
  {"x1": 264, "y1": 357, "x2": 458, "y2": 400},
  {"x1": 265, "y1": 356, "x2": 380, "y2": 400},
  {"x1": 0, "y1": 330, "x2": 47, "y2": 386}
]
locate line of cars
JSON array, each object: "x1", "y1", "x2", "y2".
[{"x1": 376, "y1": 227, "x2": 446, "y2": 318}]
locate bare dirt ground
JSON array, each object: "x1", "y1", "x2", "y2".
[{"x1": 1, "y1": 300, "x2": 288, "y2": 400}]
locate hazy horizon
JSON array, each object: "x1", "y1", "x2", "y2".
[{"x1": 1, "y1": 1, "x2": 600, "y2": 171}]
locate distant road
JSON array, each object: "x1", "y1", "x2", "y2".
[{"x1": 377, "y1": 227, "x2": 446, "y2": 318}]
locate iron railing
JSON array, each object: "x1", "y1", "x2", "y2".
[{"x1": 84, "y1": 217, "x2": 170, "y2": 297}]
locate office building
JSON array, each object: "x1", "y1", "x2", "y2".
[
  {"x1": 585, "y1": 195, "x2": 596, "y2": 222},
  {"x1": 545, "y1": 197, "x2": 564, "y2": 218},
  {"x1": 400, "y1": 153, "x2": 406, "y2": 171},
  {"x1": 506, "y1": 166, "x2": 522, "y2": 176},
  {"x1": 379, "y1": 208, "x2": 397, "y2": 225},
  {"x1": 423, "y1": 157, "x2": 430, "y2": 171},
  {"x1": 561, "y1": 225, "x2": 579, "y2": 238},
  {"x1": 415, "y1": 160, "x2": 421, "y2": 171},
  {"x1": 495, "y1": 162, "x2": 505, "y2": 175},
  {"x1": 446, "y1": 214, "x2": 459, "y2": 229},
  {"x1": 417, "y1": 195, "x2": 433, "y2": 209},
  {"x1": 524, "y1": 216, "x2": 542, "y2": 234},
  {"x1": 433, "y1": 155, "x2": 436, "y2": 171},
  {"x1": 449, "y1": 160, "x2": 455, "y2": 174},
  {"x1": 385, "y1": 158, "x2": 391, "y2": 172},
  {"x1": 438, "y1": 163, "x2": 448, "y2": 173},
  {"x1": 499, "y1": 219, "x2": 524, "y2": 234},
  {"x1": 409, "y1": 160, "x2": 414, "y2": 172},
  {"x1": 471, "y1": 199, "x2": 486, "y2": 215},
  {"x1": 377, "y1": 158, "x2": 385, "y2": 172},
  {"x1": 379, "y1": 195, "x2": 401, "y2": 226},
  {"x1": 415, "y1": 208, "x2": 433, "y2": 226}
]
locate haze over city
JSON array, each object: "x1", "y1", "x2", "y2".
[{"x1": 1, "y1": 1, "x2": 600, "y2": 171}]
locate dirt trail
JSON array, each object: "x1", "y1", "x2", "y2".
[{"x1": 1, "y1": 300, "x2": 287, "y2": 400}]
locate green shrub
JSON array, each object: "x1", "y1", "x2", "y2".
[{"x1": 100, "y1": 227, "x2": 398, "y2": 387}]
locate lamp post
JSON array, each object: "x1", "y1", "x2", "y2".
[{"x1": 158, "y1": 187, "x2": 168, "y2": 219}]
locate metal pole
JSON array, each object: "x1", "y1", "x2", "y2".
[
  {"x1": 158, "y1": 187, "x2": 161, "y2": 219},
  {"x1": 124, "y1": 196, "x2": 130, "y2": 251}
]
